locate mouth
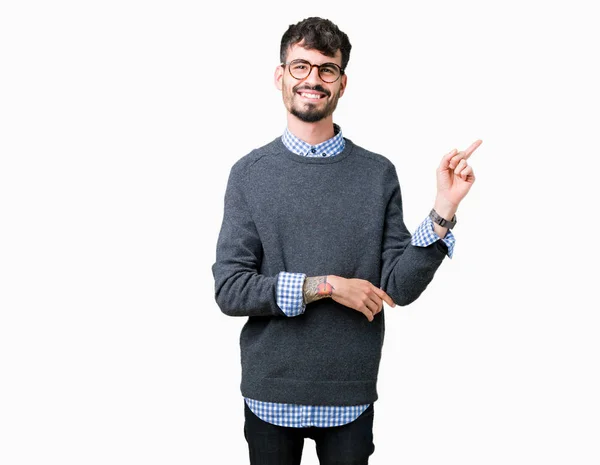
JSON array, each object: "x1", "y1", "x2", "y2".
[{"x1": 295, "y1": 88, "x2": 329, "y2": 101}]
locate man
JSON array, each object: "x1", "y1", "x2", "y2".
[{"x1": 212, "y1": 17, "x2": 481, "y2": 465}]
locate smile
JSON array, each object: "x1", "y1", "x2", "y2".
[{"x1": 298, "y1": 92, "x2": 326, "y2": 100}]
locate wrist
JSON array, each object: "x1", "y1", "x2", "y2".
[
  {"x1": 434, "y1": 195, "x2": 458, "y2": 220},
  {"x1": 327, "y1": 275, "x2": 341, "y2": 294}
]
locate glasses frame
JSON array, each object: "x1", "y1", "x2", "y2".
[{"x1": 281, "y1": 59, "x2": 345, "y2": 83}]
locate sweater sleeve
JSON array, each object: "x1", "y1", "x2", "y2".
[
  {"x1": 379, "y1": 164, "x2": 448, "y2": 306},
  {"x1": 212, "y1": 162, "x2": 286, "y2": 317}
]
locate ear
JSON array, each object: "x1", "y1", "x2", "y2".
[
  {"x1": 274, "y1": 65, "x2": 284, "y2": 91},
  {"x1": 338, "y1": 74, "x2": 348, "y2": 97}
]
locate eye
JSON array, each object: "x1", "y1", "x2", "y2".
[{"x1": 320, "y1": 66, "x2": 335, "y2": 75}]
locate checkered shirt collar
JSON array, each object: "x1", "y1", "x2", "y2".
[{"x1": 281, "y1": 124, "x2": 345, "y2": 158}]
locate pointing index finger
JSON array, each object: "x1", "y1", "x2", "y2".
[{"x1": 464, "y1": 139, "x2": 483, "y2": 159}]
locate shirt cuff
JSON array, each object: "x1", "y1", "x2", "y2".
[
  {"x1": 411, "y1": 216, "x2": 455, "y2": 259},
  {"x1": 276, "y1": 272, "x2": 307, "y2": 317}
]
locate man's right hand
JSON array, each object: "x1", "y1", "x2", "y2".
[{"x1": 327, "y1": 275, "x2": 396, "y2": 322}]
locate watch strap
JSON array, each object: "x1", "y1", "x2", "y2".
[{"x1": 429, "y1": 208, "x2": 457, "y2": 229}]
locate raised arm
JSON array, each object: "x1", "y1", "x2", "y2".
[
  {"x1": 379, "y1": 165, "x2": 448, "y2": 306},
  {"x1": 381, "y1": 140, "x2": 481, "y2": 304}
]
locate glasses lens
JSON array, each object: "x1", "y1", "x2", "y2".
[
  {"x1": 289, "y1": 60, "x2": 311, "y2": 79},
  {"x1": 318, "y1": 64, "x2": 341, "y2": 83}
]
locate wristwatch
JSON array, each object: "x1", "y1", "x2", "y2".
[{"x1": 429, "y1": 208, "x2": 457, "y2": 229}]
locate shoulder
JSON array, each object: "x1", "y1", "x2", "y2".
[
  {"x1": 346, "y1": 139, "x2": 397, "y2": 172},
  {"x1": 230, "y1": 137, "x2": 282, "y2": 175}
]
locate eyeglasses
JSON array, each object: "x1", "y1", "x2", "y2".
[{"x1": 281, "y1": 59, "x2": 344, "y2": 83}]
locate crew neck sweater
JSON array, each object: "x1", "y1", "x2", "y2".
[
  {"x1": 212, "y1": 136, "x2": 449, "y2": 406},
  {"x1": 243, "y1": 127, "x2": 454, "y2": 428}
]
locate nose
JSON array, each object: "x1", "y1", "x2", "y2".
[{"x1": 303, "y1": 64, "x2": 324, "y2": 83}]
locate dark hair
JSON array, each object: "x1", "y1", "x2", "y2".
[{"x1": 280, "y1": 17, "x2": 352, "y2": 70}]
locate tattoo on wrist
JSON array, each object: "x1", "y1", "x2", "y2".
[{"x1": 303, "y1": 276, "x2": 335, "y2": 304}]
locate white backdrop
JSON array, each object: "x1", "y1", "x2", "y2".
[{"x1": 1, "y1": 1, "x2": 599, "y2": 464}]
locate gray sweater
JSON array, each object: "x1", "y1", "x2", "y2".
[{"x1": 212, "y1": 137, "x2": 448, "y2": 406}]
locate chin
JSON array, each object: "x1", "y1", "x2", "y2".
[{"x1": 291, "y1": 109, "x2": 328, "y2": 123}]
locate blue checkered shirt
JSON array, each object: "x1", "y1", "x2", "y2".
[{"x1": 244, "y1": 125, "x2": 456, "y2": 428}]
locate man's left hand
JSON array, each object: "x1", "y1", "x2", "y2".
[{"x1": 436, "y1": 139, "x2": 482, "y2": 208}]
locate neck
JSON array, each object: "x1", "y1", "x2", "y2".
[{"x1": 286, "y1": 114, "x2": 335, "y2": 145}]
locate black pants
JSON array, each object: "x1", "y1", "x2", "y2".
[{"x1": 243, "y1": 401, "x2": 375, "y2": 465}]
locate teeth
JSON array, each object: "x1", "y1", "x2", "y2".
[{"x1": 300, "y1": 93, "x2": 323, "y2": 99}]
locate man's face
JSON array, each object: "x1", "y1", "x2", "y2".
[{"x1": 275, "y1": 43, "x2": 347, "y2": 123}]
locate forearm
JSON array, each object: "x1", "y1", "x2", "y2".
[
  {"x1": 302, "y1": 275, "x2": 334, "y2": 304},
  {"x1": 381, "y1": 242, "x2": 447, "y2": 306},
  {"x1": 214, "y1": 268, "x2": 284, "y2": 317}
]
